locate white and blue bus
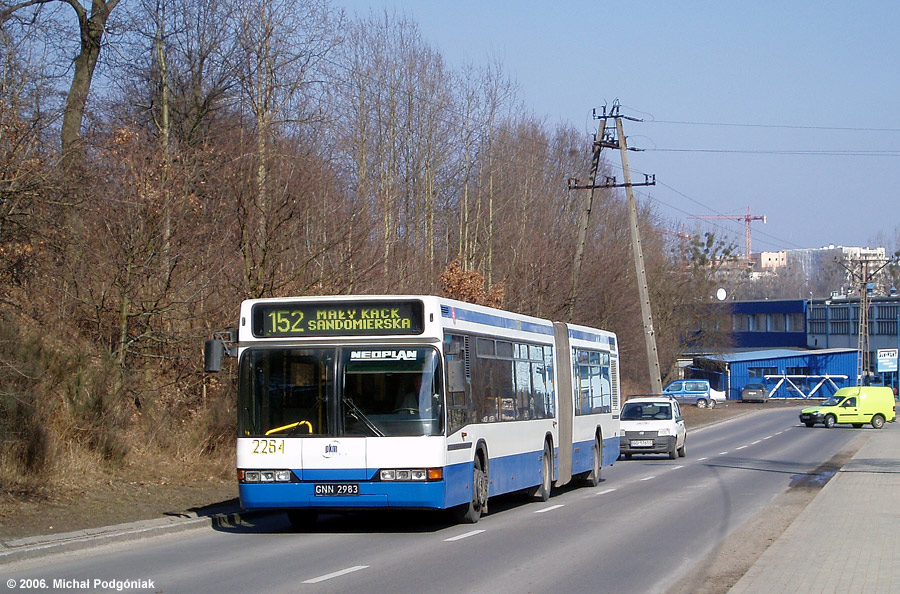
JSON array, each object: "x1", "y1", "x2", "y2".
[{"x1": 208, "y1": 295, "x2": 620, "y2": 525}]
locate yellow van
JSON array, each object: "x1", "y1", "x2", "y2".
[{"x1": 799, "y1": 386, "x2": 897, "y2": 429}]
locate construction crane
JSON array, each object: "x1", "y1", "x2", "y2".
[{"x1": 692, "y1": 206, "x2": 766, "y2": 260}]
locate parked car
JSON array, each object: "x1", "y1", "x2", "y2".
[
  {"x1": 740, "y1": 382, "x2": 769, "y2": 402},
  {"x1": 800, "y1": 386, "x2": 897, "y2": 429},
  {"x1": 619, "y1": 396, "x2": 686, "y2": 459},
  {"x1": 662, "y1": 379, "x2": 725, "y2": 409}
]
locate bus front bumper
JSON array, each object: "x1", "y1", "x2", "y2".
[{"x1": 240, "y1": 479, "x2": 450, "y2": 510}]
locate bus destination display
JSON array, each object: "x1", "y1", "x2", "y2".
[{"x1": 252, "y1": 300, "x2": 424, "y2": 337}]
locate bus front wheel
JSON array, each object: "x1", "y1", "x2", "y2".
[{"x1": 454, "y1": 454, "x2": 487, "y2": 524}]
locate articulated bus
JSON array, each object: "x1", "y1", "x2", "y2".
[{"x1": 208, "y1": 295, "x2": 620, "y2": 525}]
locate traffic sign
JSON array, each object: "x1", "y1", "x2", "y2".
[{"x1": 876, "y1": 349, "x2": 898, "y2": 373}]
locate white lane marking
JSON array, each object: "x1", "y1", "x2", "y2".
[
  {"x1": 719, "y1": 451, "x2": 729, "y2": 455},
  {"x1": 588, "y1": 488, "x2": 617, "y2": 497},
  {"x1": 763, "y1": 436, "x2": 773, "y2": 440},
  {"x1": 444, "y1": 530, "x2": 485, "y2": 542},
  {"x1": 751, "y1": 440, "x2": 761, "y2": 445},
  {"x1": 534, "y1": 504, "x2": 565, "y2": 514},
  {"x1": 303, "y1": 566, "x2": 369, "y2": 584},
  {"x1": 670, "y1": 465, "x2": 684, "y2": 470},
  {"x1": 697, "y1": 457, "x2": 708, "y2": 461},
  {"x1": 736, "y1": 445, "x2": 748, "y2": 450},
  {"x1": 640, "y1": 476, "x2": 655, "y2": 481}
]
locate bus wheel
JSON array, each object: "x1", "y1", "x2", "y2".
[
  {"x1": 533, "y1": 442, "x2": 552, "y2": 502},
  {"x1": 454, "y1": 454, "x2": 487, "y2": 524},
  {"x1": 286, "y1": 510, "x2": 318, "y2": 531},
  {"x1": 585, "y1": 436, "x2": 602, "y2": 487}
]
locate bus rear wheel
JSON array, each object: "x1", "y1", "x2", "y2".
[
  {"x1": 585, "y1": 436, "x2": 602, "y2": 487},
  {"x1": 531, "y1": 442, "x2": 552, "y2": 502}
]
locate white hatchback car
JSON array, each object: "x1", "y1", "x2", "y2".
[{"x1": 619, "y1": 397, "x2": 686, "y2": 460}]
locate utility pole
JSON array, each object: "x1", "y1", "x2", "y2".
[
  {"x1": 568, "y1": 103, "x2": 662, "y2": 393},
  {"x1": 565, "y1": 112, "x2": 607, "y2": 320},
  {"x1": 839, "y1": 255, "x2": 896, "y2": 384}
]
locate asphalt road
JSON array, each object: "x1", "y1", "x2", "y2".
[{"x1": 2, "y1": 407, "x2": 859, "y2": 594}]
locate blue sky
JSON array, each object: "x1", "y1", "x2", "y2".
[{"x1": 334, "y1": 1, "x2": 900, "y2": 254}]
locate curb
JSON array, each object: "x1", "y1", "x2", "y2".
[{"x1": 0, "y1": 505, "x2": 272, "y2": 565}]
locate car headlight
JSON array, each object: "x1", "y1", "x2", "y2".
[{"x1": 657, "y1": 427, "x2": 671, "y2": 436}]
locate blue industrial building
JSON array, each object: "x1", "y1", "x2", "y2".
[
  {"x1": 689, "y1": 348, "x2": 858, "y2": 400},
  {"x1": 701, "y1": 296, "x2": 900, "y2": 393},
  {"x1": 727, "y1": 299, "x2": 807, "y2": 349}
]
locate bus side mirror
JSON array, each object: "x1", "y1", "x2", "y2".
[
  {"x1": 204, "y1": 329, "x2": 238, "y2": 372},
  {"x1": 204, "y1": 340, "x2": 226, "y2": 373}
]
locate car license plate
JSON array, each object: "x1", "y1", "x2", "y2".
[
  {"x1": 314, "y1": 483, "x2": 360, "y2": 496},
  {"x1": 632, "y1": 439, "x2": 653, "y2": 447}
]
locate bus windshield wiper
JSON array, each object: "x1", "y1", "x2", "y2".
[{"x1": 342, "y1": 397, "x2": 385, "y2": 437}]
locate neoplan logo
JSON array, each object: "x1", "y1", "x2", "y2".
[{"x1": 350, "y1": 350, "x2": 417, "y2": 361}]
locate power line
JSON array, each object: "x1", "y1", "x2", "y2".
[
  {"x1": 634, "y1": 116, "x2": 900, "y2": 134},
  {"x1": 649, "y1": 148, "x2": 900, "y2": 157},
  {"x1": 320, "y1": 49, "x2": 882, "y2": 252}
]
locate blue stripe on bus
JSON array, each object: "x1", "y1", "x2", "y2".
[
  {"x1": 602, "y1": 435, "x2": 620, "y2": 467},
  {"x1": 440, "y1": 305, "x2": 554, "y2": 336},
  {"x1": 239, "y1": 481, "x2": 447, "y2": 509},
  {"x1": 570, "y1": 435, "x2": 621, "y2": 474},
  {"x1": 568, "y1": 328, "x2": 617, "y2": 350}
]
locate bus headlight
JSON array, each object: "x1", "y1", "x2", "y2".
[
  {"x1": 239, "y1": 469, "x2": 294, "y2": 483},
  {"x1": 379, "y1": 468, "x2": 438, "y2": 481}
]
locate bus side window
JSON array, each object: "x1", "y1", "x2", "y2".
[{"x1": 445, "y1": 334, "x2": 473, "y2": 433}]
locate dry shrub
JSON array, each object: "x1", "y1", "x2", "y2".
[
  {"x1": 0, "y1": 318, "x2": 57, "y2": 491},
  {"x1": 0, "y1": 312, "x2": 135, "y2": 493},
  {"x1": 439, "y1": 260, "x2": 505, "y2": 307}
]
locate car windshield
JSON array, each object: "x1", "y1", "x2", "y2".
[
  {"x1": 822, "y1": 396, "x2": 843, "y2": 406},
  {"x1": 238, "y1": 346, "x2": 443, "y2": 437},
  {"x1": 621, "y1": 402, "x2": 672, "y2": 420}
]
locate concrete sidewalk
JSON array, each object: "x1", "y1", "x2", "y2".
[
  {"x1": 729, "y1": 421, "x2": 900, "y2": 594},
  {"x1": 0, "y1": 502, "x2": 254, "y2": 564}
]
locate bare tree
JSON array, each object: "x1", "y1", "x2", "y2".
[
  {"x1": 224, "y1": 0, "x2": 340, "y2": 296},
  {"x1": 2, "y1": 0, "x2": 122, "y2": 158}
]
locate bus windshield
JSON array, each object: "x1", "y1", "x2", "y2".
[
  {"x1": 341, "y1": 347, "x2": 442, "y2": 437},
  {"x1": 238, "y1": 346, "x2": 442, "y2": 438}
]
